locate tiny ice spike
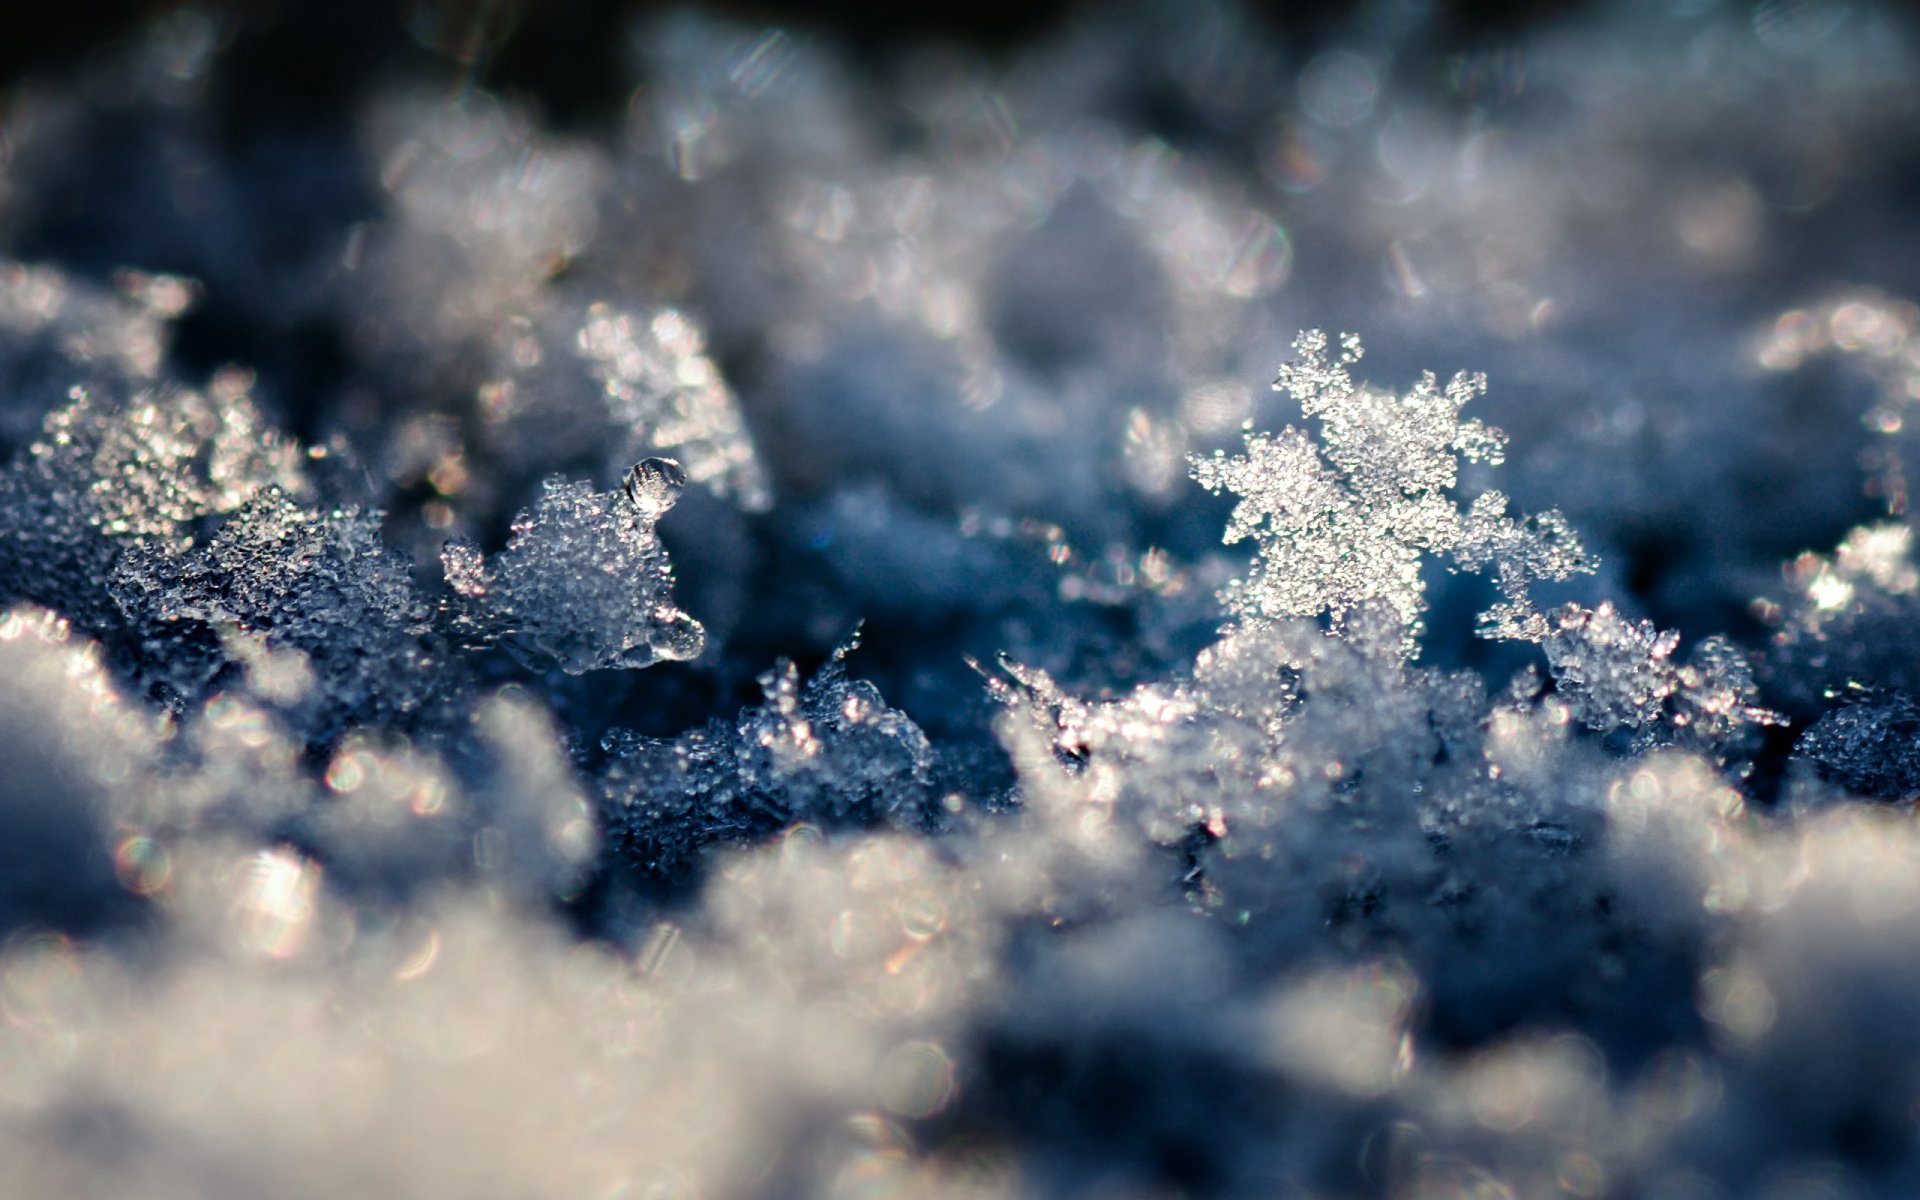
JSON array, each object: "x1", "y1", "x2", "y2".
[
  {"x1": 440, "y1": 459, "x2": 704, "y2": 673},
  {"x1": 1189, "y1": 330, "x2": 1592, "y2": 654}
]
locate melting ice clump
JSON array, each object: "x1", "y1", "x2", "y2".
[{"x1": 4, "y1": 2, "x2": 1920, "y2": 1198}]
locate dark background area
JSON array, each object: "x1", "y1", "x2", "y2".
[{"x1": 2, "y1": 0, "x2": 1595, "y2": 125}]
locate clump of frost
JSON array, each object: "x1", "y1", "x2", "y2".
[
  {"x1": 600, "y1": 628, "x2": 936, "y2": 877},
  {"x1": 1763, "y1": 521, "x2": 1920, "y2": 716},
  {"x1": 1791, "y1": 687, "x2": 1920, "y2": 801},
  {"x1": 111, "y1": 487, "x2": 445, "y2": 739},
  {"x1": 0, "y1": 373, "x2": 307, "y2": 632},
  {"x1": 1746, "y1": 293, "x2": 1920, "y2": 721},
  {"x1": 37, "y1": 372, "x2": 306, "y2": 546},
  {"x1": 441, "y1": 458, "x2": 704, "y2": 674},
  {"x1": 1543, "y1": 601, "x2": 1779, "y2": 756},
  {"x1": 1190, "y1": 330, "x2": 1592, "y2": 653}
]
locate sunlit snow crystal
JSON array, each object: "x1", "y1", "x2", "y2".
[
  {"x1": 441, "y1": 459, "x2": 705, "y2": 673},
  {"x1": 34, "y1": 373, "x2": 306, "y2": 545},
  {"x1": 0, "y1": 375, "x2": 307, "y2": 630},
  {"x1": 1543, "y1": 601, "x2": 1777, "y2": 753},
  {"x1": 1189, "y1": 331, "x2": 1591, "y2": 653}
]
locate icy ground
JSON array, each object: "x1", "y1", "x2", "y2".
[{"x1": 3, "y1": 0, "x2": 1920, "y2": 1195}]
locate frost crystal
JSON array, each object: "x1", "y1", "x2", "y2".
[
  {"x1": 1190, "y1": 331, "x2": 1591, "y2": 653},
  {"x1": 1793, "y1": 688, "x2": 1920, "y2": 801},
  {"x1": 601, "y1": 628, "x2": 935, "y2": 875},
  {"x1": 1543, "y1": 601, "x2": 1778, "y2": 753},
  {"x1": 111, "y1": 487, "x2": 443, "y2": 738},
  {"x1": 441, "y1": 459, "x2": 704, "y2": 674},
  {"x1": 0, "y1": 376, "x2": 306, "y2": 629}
]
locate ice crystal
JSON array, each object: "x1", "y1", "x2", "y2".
[
  {"x1": 441, "y1": 459, "x2": 704, "y2": 674},
  {"x1": 602, "y1": 628, "x2": 935, "y2": 876},
  {"x1": 1190, "y1": 331, "x2": 1591, "y2": 653},
  {"x1": 1542, "y1": 601, "x2": 1778, "y2": 754},
  {"x1": 111, "y1": 487, "x2": 443, "y2": 739},
  {"x1": 1793, "y1": 687, "x2": 1920, "y2": 801},
  {"x1": 0, "y1": 375, "x2": 306, "y2": 629}
]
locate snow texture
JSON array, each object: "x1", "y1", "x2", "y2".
[
  {"x1": 440, "y1": 459, "x2": 706, "y2": 674},
  {"x1": 1, "y1": 1, "x2": 1919, "y2": 1198}
]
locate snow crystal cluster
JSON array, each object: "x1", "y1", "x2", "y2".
[
  {"x1": 441, "y1": 458, "x2": 706, "y2": 674},
  {"x1": 2, "y1": 2, "x2": 1920, "y2": 1197}
]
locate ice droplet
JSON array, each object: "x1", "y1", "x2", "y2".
[
  {"x1": 645, "y1": 608, "x2": 706, "y2": 661},
  {"x1": 624, "y1": 457, "x2": 687, "y2": 520}
]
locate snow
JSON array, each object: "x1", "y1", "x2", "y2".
[{"x1": 1, "y1": 1, "x2": 1919, "y2": 1196}]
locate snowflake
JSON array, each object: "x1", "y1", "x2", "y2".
[{"x1": 1190, "y1": 331, "x2": 1592, "y2": 654}]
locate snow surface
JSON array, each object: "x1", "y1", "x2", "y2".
[{"x1": 3, "y1": 1, "x2": 1920, "y2": 1196}]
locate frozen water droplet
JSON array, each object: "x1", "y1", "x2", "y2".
[
  {"x1": 646, "y1": 608, "x2": 706, "y2": 661},
  {"x1": 624, "y1": 457, "x2": 686, "y2": 519}
]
